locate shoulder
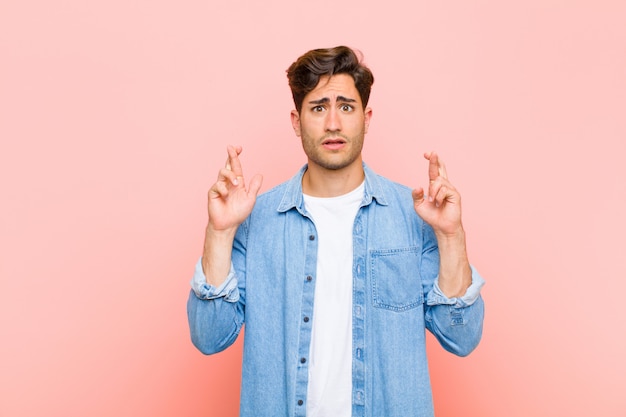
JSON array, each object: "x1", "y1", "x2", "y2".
[
  {"x1": 252, "y1": 165, "x2": 307, "y2": 213},
  {"x1": 366, "y1": 168, "x2": 426, "y2": 221},
  {"x1": 377, "y1": 174, "x2": 413, "y2": 195},
  {"x1": 365, "y1": 166, "x2": 415, "y2": 205},
  {"x1": 251, "y1": 182, "x2": 288, "y2": 211}
]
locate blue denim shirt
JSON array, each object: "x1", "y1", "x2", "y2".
[{"x1": 187, "y1": 163, "x2": 485, "y2": 417}]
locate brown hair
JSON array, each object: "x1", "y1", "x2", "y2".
[{"x1": 286, "y1": 46, "x2": 374, "y2": 113}]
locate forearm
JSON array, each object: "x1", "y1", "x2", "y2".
[
  {"x1": 188, "y1": 255, "x2": 244, "y2": 355},
  {"x1": 187, "y1": 289, "x2": 244, "y2": 354},
  {"x1": 424, "y1": 261, "x2": 485, "y2": 356},
  {"x1": 425, "y1": 295, "x2": 484, "y2": 357},
  {"x1": 435, "y1": 228, "x2": 472, "y2": 298},
  {"x1": 202, "y1": 224, "x2": 237, "y2": 287}
]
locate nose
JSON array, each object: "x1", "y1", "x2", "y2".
[{"x1": 324, "y1": 107, "x2": 341, "y2": 132}]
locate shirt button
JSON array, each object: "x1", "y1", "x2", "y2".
[
  {"x1": 300, "y1": 357, "x2": 306, "y2": 364},
  {"x1": 303, "y1": 316, "x2": 310, "y2": 323},
  {"x1": 306, "y1": 275, "x2": 312, "y2": 282},
  {"x1": 298, "y1": 400, "x2": 304, "y2": 406},
  {"x1": 309, "y1": 234, "x2": 315, "y2": 240}
]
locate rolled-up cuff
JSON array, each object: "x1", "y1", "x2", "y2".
[
  {"x1": 426, "y1": 265, "x2": 485, "y2": 308},
  {"x1": 190, "y1": 257, "x2": 240, "y2": 302}
]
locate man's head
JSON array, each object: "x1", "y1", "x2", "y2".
[
  {"x1": 286, "y1": 46, "x2": 374, "y2": 114},
  {"x1": 287, "y1": 47, "x2": 374, "y2": 182}
]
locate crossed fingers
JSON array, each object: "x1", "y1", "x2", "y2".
[
  {"x1": 425, "y1": 152, "x2": 456, "y2": 207},
  {"x1": 210, "y1": 145, "x2": 244, "y2": 198}
]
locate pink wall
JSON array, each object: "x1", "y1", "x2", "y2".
[{"x1": 2, "y1": 1, "x2": 625, "y2": 416}]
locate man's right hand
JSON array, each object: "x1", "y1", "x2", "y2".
[
  {"x1": 202, "y1": 145, "x2": 263, "y2": 285},
  {"x1": 207, "y1": 145, "x2": 263, "y2": 233}
]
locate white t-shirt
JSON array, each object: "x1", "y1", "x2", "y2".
[{"x1": 303, "y1": 182, "x2": 364, "y2": 417}]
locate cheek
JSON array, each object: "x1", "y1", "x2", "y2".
[
  {"x1": 300, "y1": 119, "x2": 323, "y2": 136},
  {"x1": 347, "y1": 118, "x2": 366, "y2": 135}
]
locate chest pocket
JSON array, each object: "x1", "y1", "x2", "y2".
[{"x1": 370, "y1": 247, "x2": 424, "y2": 311}]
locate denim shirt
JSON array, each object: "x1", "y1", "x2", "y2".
[{"x1": 187, "y1": 163, "x2": 485, "y2": 417}]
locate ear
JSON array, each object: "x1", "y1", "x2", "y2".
[
  {"x1": 290, "y1": 110, "x2": 301, "y2": 137},
  {"x1": 363, "y1": 107, "x2": 373, "y2": 134}
]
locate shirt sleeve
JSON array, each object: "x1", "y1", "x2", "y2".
[
  {"x1": 190, "y1": 257, "x2": 240, "y2": 302},
  {"x1": 426, "y1": 265, "x2": 485, "y2": 308}
]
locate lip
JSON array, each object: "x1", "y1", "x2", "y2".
[
  {"x1": 322, "y1": 137, "x2": 346, "y2": 144},
  {"x1": 322, "y1": 138, "x2": 346, "y2": 146},
  {"x1": 322, "y1": 138, "x2": 347, "y2": 150}
]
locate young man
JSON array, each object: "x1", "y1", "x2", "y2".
[{"x1": 187, "y1": 46, "x2": 485, "y2": 417}]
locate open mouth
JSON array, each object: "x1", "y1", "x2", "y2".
[
  {"x1": 322, "y1": 138, "x2": 346, "y2": 150},
  {"x1": 322, "y1": 138, "x2": 347, "y2": 149}
]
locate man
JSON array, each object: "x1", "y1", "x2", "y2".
[{"x1": 187, "y1": 46, "x2": 485, "y2": 417}]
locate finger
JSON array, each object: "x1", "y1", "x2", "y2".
[
  {"x1": 438, "y1": 160, "x2": 448, "y2": 180},
  {"x1": 428, "y1": 180, "x2": 442, "y2": 203},
  {"x1": 209, "y1": 180, "x2": 229, "y2": 199},
  {"x1": 226, "y1": 145, "x2": 245, "y2": 177},
  {"x1": 247, "y1": 174, "x2": 264, "y2": 197},
  {"x1": 430, "y1": 176, "x2": 457, "y2": 200},
  {"x1": 426, "y1": 151, "x2": 440, "y2": 183},
  {"x1": 217, "y1": 167, "x2": 241, "y2": 186},
  {"x1": 434, "y1": 185, "x2": 448, "y2": 207},
  {"x1": 224, "y1": 145, "x2": 243, "y2": 170},
  {"x1": 225, "y1": 148, "x2": 232, "y2": 170}
]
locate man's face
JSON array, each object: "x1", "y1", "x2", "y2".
[{"x1": 291, "y1": 74, "x2": 372, "y2": 172}]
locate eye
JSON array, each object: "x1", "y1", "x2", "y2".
[
  {"x1": 340, "y1": 104, "x2": 354, "y2": 112},
  {"x1": 312, "y1": 105, "x2": 325, "y2": 112}
]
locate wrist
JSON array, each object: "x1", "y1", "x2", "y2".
[
  {"x1": 435, "y1": 227, "x2": 472, "y2": 298},
  {"x1": 202, "y1": 224, "x2": 237, "y2": 286},
  {"x1": 438, "y1": 263, "x2": 472, "y2": 298},
  {"x1": 205, "y1": 222, "x2": 238, "y2": 240},
  {"x1": 435, "y1": 226, "x2": 466, "y2": 247}
]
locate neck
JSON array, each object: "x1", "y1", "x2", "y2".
[{"x1": 302, "y1": 159, "x2": 365, "y2": 197}]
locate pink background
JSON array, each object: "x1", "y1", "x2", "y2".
[{"x1": 1, "y1": 1, "x2": 625, "y2": 416}]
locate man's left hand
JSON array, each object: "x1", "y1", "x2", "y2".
[{"x1": 412, "y1": 152, "x2": 463, "y2": 237}]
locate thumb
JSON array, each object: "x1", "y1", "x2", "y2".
[{"x1": 412, "y1": 188, "x2": 425, "y2": 207}]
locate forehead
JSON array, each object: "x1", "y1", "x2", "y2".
[{"x1": 306, "y1": 73, "x2": 361, "y2": 103}]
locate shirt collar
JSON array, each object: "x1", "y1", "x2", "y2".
[{"x1": 276, "y1": 163, "x2": 388, "y2": 214}]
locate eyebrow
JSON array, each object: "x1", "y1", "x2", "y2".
[{"x1": 308, "y1": 96, "x2": 357, "y2": 105}]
